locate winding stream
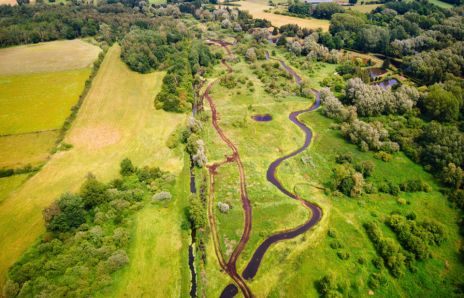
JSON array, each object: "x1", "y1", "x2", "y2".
[
  {"x1": 242, "y1": 93, "x2": 323, "y2": 280},
  {"x1": 207, "y1": 41, "x2": 323, "y2": 297}
]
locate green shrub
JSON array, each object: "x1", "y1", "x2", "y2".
[
  {"x1": 120, "y1": 158, "x2": 135, "y2": 176},
  {"x1": 152, "y1": 191, "x2": 172, "y2": 202},
  {"x1": 337, "y1": 251, "x2": 350, "y2": 260},
  {"x1": 375, "y1": 151, "x2": 393, "y2": 162}
]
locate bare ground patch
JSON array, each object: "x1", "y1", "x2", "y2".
[{"x1": 70, "y1": 125, "x2": 122, "y2": 149}]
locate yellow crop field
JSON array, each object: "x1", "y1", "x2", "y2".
[
  {"x1": 0, "y1": 131, "x2": 58, "y2": 168},
  {"x1": 0, "y1": 69, "x2": 92, "y2": 135}
]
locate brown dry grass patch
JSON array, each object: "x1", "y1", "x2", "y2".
[
  {"x1": 0, "y1": 39, "x2": 101, "y2": 75},
  {"x1": 236, "y1": 0, "x2": 330, "y2": 31}
]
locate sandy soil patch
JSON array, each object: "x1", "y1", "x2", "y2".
[
  {"x1": 0, "y1": 0, "x2": 17, "y2": 4},
  {"x1": 70, "y1": 125, "x2": 122, "y2": 149}
]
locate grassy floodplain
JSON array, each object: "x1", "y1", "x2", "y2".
[
  {"x1": 200, "y1": 46, "x2": 331, "y2": 296},
  {"x1": 198, "y1": 37, "x2": 463, "y2": 297},
  {"x1": 0, "y1": 44, "x2": 184, "y2": 289},
  {"x1": 270, "y1": 110, "x2": 464, "y2": 297},
  {"x1": 236, "y1": 0, "x2": 330, "y2": 31}
]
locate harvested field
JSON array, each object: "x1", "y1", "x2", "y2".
[
  {"x1": 0, "y1": 39, "x2": 101, "y2": 75},
  {"x1": 0, "y1": 0, "x2": 16, "y2": 5},
  {"x1": 236, "y1": 1, "x2": 330, "y2": 31}
]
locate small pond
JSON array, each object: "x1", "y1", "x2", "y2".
[
  {"x1": 377, "y1": 78, "x2": 399, "y2": 89},
  {"x1": 251, "y1": 114, "x2": 273, "y2": 122}
]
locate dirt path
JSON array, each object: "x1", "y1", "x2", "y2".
[
  {"x1": 204, "y1": 40, "x2": 254, "y2": 297},
  {"x1": 205, "y1": 80, "x2": 253, "y2": 298}
]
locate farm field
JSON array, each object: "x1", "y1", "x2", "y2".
[
  {"x1": 236, "y1": 0, "x2": 330, "y2": 31},
  {"x1": 0, "y1": 68, "x2": 91, "y2": 135},
  {"x1": 0, "y1": 0, "x2": 16, "y2": 4},
  {"x1": 0, "y1": 39, "x2": 101, "y2": 171},
  {"x1": 349, "y1": 4, "x2": 381, "y2": 13},
  {"x1": 0, "y1": 131, "x2": 58, "y2": 168},
  {"x1": 0, "y1": 39, "x2": 101, "y2": 75},
  {"x1": 428, "y1": 0, "x2": 454, "y2": 8},
  {"x1": 0, "y1": 174, "x2": 29, "y2": 203},
  {"x1": 0, "y1": 44, "x2": 184, "y2": 287}
]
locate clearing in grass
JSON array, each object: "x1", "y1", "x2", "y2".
[{"x1": 0, "y1": 44, "x2": 184, "y2": 289}]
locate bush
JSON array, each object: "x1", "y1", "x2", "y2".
[
  {"x1": 106, "y1": 250, "x2": 129, "y2": 273},
  {"x1": 355, "y1": 160, "x2": 375, "y2": 177},
  {"x1": 80, "y1": 174, "x2": 108, "y2": 209},
  {"x1": 44, "y1": 193, "x2": 86, "y2": 233},
  {"x1": 120, "y1": 158, "x2": 135, "y2": 176},
  {"x1": 152, "y1": 191, "x2": 172, "y2": 202},
  {"x1": 337, "y1": 251, "x2": 350, "y2": 260},
  {"x1": 328, "y1": 228, "x2": 338, "y2": 238},
  {"x1": 341, "y1": 120, "x2": 399, "y2": 153},
  {"x1": 368, "y1": 272, "x2": 387, "y2": 289},
  {"x1": 330, "y1": 164, "x2": 364, "y2": 197},
  {"x1": 364, "y1": 221, "x2": 407, "y2": 277},
  {"x1": 330, "y1": 240, "x2": 343, "y2": 249},
  {"x1": 386, "y1": 214, "x2": 447, "y2": 260},
  {"x1": 399, "y1": 179, "x2": 432, "y2": 192},
  {"x1": 220, "y1": 74, "x2": 237, "y2": 89},
  {"x1": 374, "y1": 151, "x2": 393, "y2": 162},
  {"x1": 336, "y1": 153, "x2": 353, "y2": 164},
  {"x1": 217, "y1": 202, "x2": 230, "y2": 213}
]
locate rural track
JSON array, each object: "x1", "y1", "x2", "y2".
[{"x1": 204, "y1": 40, "x2": 253, "y2": 298}]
